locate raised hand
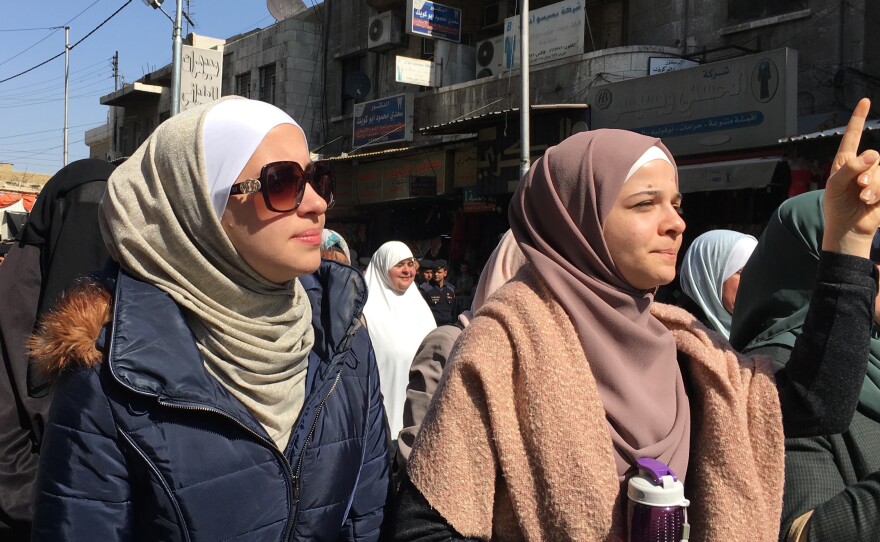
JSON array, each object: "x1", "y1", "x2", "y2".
[{"x1": 822, "y1": 98, "x2": 880, "y2": 257}]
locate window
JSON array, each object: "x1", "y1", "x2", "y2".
[
  {"x1": 585, "y1": 0, "x2": 625, "y2": 52},
  {"x1": 728, "y1": 0, "x2": 807, "y2": 25},
  {"x1": 235, "y1": 72, "x2": 251, "y2": 98},
  {"x1": 132, "y1": 121, "x2": 142, "y2": 149},
  {"x1": 259, "y1": 64, "x2": 276, "y2": 105},
  {"x1": 340, "y1": 55, "x2": 367, "y2": 116}
]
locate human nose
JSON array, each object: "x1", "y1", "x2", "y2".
[
  {"x1": 662, "y1": 204, "x2": 685, "y2": 236},
  {"x1": 297, "y1": 182, "x2": 328, "y2": 216}
]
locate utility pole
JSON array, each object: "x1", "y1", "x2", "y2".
[
  {"x1": 520, "y1": 0, "x2": 530, "y2": 178},
  {"x1": 63, "y1": 26, "x2": 70, "y2": 166},
  {"x1": 171, "y1": 0, "x2": 183, "y2": 115},
  {"x1": 112, "y1": 51, "x2": 119, "y2": 158},
  {"x1": 113, "y1": 51, "x2": 119, "y2": 91}
]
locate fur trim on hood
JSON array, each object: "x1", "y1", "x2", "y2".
[{"x1": 29, "y1": 279, "x2": 111, "y2": 381}]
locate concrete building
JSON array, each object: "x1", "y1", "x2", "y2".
[
  {"x1": 85, "y1": 0, "x2": 880, "y2": 273},
  {"x1": 89, "y1": 9, "x2": 324, "y2": 162},
  {"x1": 315, "y1": 0, "x2": 880, "y2": 267}
]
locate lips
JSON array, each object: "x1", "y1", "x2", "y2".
[
  {"x1": 653, "y1": 249, "x2": 678, "y2": 258},
  {"x1": 291, "y1": 228, "x2": 323, "y2": 245}
]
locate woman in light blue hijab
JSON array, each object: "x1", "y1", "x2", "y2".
[{"x1": 679, "y1": 229, "x2": 758, "y2": 338}]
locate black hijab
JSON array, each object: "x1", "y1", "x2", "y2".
[
  {"x1": 18, "y1": 158, "x2": 116, "y2": 316},
  {"x1": 0, "y1": 159, "x2": 114, "y2": 537}
]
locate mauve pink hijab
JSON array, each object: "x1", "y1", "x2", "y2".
[{"x1": 509, "y1": 129, "x2": 690, "y2": 480}]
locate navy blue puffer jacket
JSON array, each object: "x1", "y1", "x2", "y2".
[{"x1": 31, "y1": 261, "x2": 390, "y2": 541}]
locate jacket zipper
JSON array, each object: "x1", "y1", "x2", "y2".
[
  {"x1": 289, "y1": 370, "x2": 342, "y2": 534},
  {"x1": 110, "y1": 365, "x2": 343, "y2": 542},
  {"x1": 153, "y1": 400, "x2": 300, "y2": 541}
]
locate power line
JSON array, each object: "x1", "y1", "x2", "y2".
[
  {"x1": 0, "y1": 88, "x2": 113, "y2": 109},
  {"x1": 0, "y1": 122, "x2": 103, "y2": 141},
  {"x1": 0, "y1": 0, "x2": 133, "y2": 85},
  {"x1": 0, "y1": 69, "x2": 112, "y2": 100},
  {"x1": 0, "y1": 57, "x2": 109, "y2": 94},
  {"x1": 0, "y1": 27, "x2": 63, "y2": 32}
]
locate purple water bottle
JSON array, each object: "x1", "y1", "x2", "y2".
[{"x1": 627, "y1": 458, "x2": 691, "y2": 542}]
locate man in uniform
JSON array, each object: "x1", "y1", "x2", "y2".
[
  {"x1": 421, "y1": 260, "x2": 456, "y2": 325},
  {"x1": 417, "y1": 259, "x2": 435, "y2": 289}
]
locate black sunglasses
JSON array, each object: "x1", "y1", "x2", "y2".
[{"x1": 229, "y1": 160, "x2": 335, "y2": 212}]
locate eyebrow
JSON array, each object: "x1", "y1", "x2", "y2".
[{"x1": 626, "y1": 190, "x2": 683, "y2": 201}]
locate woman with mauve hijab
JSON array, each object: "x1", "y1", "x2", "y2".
[{"x1": 393, "y1": 99, "x2": 880, "y2": 541}]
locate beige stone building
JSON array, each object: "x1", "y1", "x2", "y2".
[{"x1": 0, "y1": 163, "x2": 51, "y2": 241}]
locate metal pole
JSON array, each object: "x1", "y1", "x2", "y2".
[
  {"x1": 63, "y1": 26, "x2": 69, "y2": 166},
  {"x1": 171, "y1": 0, "x2": 183, "y2": 116},
  {"x1": 520, "y1": 0, "x2": 530, "y2": 178}
]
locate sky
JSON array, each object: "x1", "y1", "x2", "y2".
[{"x1": 0, "y1": 0, "x2": 286, "y2": 175}]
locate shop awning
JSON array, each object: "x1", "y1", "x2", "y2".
[
  {"x1": 677, "y1": 157, "x2": 784, "y2": 193},
  {"x1": 417, "y1": 104, "x2": 588, "y2": 135},
  {"x1": 100, "y1": 82, "x2": 164, "y2": 108},
  {"x1": 778, "y1": 119, "x2": 880, "y2": 142},
  {"x1": 319, "y1": 145, "x2": 413, "y2": 162}
]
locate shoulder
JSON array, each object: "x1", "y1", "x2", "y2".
[
  {"x1": 417, "y1": 324, "x2": 463, "y2": 353},
  {"x1": 30, "y1": 278, "x2": 112, "y2": 382},
  {"x1": 452, "y1": 268, "x2": 565, "y2": 365}
]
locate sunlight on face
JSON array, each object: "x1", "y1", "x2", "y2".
[
  {"x1": 388, "y1": 258, "x2": 416, "y2": 293},
  {"x1": 603, "y1": 159, "x2": 685, "y2": 290}
]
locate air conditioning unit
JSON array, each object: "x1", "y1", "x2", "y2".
[
  {"x1": 368, "y1": 11, "x2": 403, "y2": 51},
  {"x1": 475, "y1": 35, "x2": 505, "y2": 79},
  {"x1": 482, "y1": 1, "x2": 508, "y2": 30}
]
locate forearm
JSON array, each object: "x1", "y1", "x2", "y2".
[
  {"x1": 393, "y1": 472, "x2": 477, "y2": 542},
  {"x1": 804, "y1": 472, "x2": 880, "y2": 542},
  {"x1": 776, "y1": 251, "x2": 877, "y2": 437}
]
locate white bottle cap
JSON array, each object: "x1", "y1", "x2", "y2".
[{"x1": 627, "y1": 474, "x2": 689, "y2": 507}]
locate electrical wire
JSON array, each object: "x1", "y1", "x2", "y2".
[{"x1": 0, "y1": 0, "x2": 133, "y2": 85}]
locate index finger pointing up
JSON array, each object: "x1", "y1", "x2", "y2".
[{"x1": 833, "y1": 98, "x2": 872, "y2": 173}]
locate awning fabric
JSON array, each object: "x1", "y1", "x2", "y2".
[
  {"x1": 677, "y1": 157, "x2": 783, "y2": 193},
  {"x1": 778, "y1": 119, "x2": 880, "y2": 142},
  {"x1": 0, "y1": 192, "x2": 36, "y2": 211},
  {"x1": 417, "y1": 104, "x2": 588, "y2": 135}
]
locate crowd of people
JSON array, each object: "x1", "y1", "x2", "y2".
[{"x1": 1, "y1": 95, "x2": 879, "y2": 541}]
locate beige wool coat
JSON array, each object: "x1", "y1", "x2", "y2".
[{"x1": 407, "y1": 266, "x2": 784, "y2": 542}]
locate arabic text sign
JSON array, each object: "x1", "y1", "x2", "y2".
[
  {"x1": 406, "y1": 0, "x2": 462, "y2": 43},
  {"x1": 649, "y1": 57, "x2": 700, "y2": 76},
  {"x1": 180, "y1": 45, "x2": 222, "y2": 111},
  {"x1": 395, "y1": 55, "x2": 436, "y2": 87},
  {"x1": 352, "y1": 94, "x2": 414, "y2": 149},
  {"x1": 588, "y1": 48, "x2": 797, "y2": 155},
  {"x1": 503, "y1": 0, "x2": 584, "y2": 69}
]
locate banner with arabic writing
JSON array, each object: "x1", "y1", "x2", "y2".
[
  {"x1": 503, "y1": 0, "x2": 585, "y2": 69},
  {"x1": 352, "y1": 94, "x2": 414, "y2": 150},
  {"x1": 589, "y1": 48, "x2": 797, "y2": 155},
  {"x1": 406, "y1": 0, "x2": 462, "y2": 43}
]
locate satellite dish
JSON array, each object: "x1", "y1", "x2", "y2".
[
  {"x1": 343, "y1": 72, "x2": 371, "y2": 100},
  {"x1": 267, "y1": 0, "x2": 308, "y2": 21}
]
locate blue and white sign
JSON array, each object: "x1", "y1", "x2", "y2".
[
  {"x1": 503, "y1": 0, "x2": 585, "y2": 69},
  {"x1": 352, "y1": 94, "x2": 414, "y2": 150},
  {"x1": 406, "y1": 0, "x2": 462, "y2": 43}
]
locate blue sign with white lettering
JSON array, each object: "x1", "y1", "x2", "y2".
[
  {"x1": 352, "y1": 94, "x2": 412, "y2": 149},
  {"x1": 409, "y1": 0, "x2": 461, "y2": 43}
]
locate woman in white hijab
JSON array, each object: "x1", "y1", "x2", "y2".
[
  {"x1": 679, "y1": 230, "x2": 758, "y2": 338},
  {"x1": 29, "y1": 97, "x2": 390, "y2": 541},
  {"x1": 363, "y1": 241, "x2": 437, "y2": 441}
]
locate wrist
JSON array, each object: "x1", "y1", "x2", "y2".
[{"x1": 822, "y1": 230, "x2": 873, "y2": 257}]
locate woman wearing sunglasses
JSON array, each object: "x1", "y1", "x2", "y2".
[
  {"x1": 28, "y1": 97, "x2": 390, "y2": 541},
  {"x1": 394, "y1": 100, "x2": 880, "y2": 541}
]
